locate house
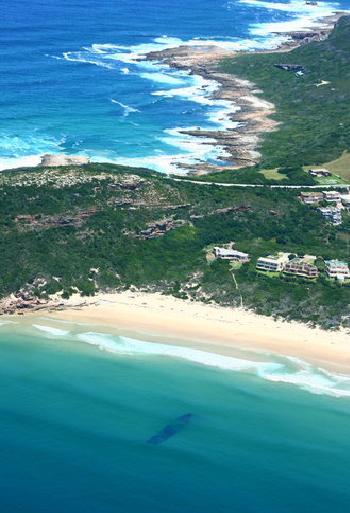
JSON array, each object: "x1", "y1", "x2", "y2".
[
  {"x1": 325, "y1": 260, "x2": 350, "y2": 281},
  {"x1": 256, "y1": 252, "x2": 290, "y2": 272},
  {"x1": 340, "y1": 195, "x2": 350, "y2": 209},
  {"x1": 308, "y1": 168, "x2": 331, "y2": 177},
  {"x1": 283, "y1": 257, "x2": 319, "y2": 279},
  {"x1": 274, "y1": 64, "x2": 306, "y2": 73},
  {"x1": 214, "y1": 247, "x2": 250, "y2": 263},
  {"x1": 322, "y1": 190, "x2": 341, "y2": 202},
  {"x1": 318, "y1": 206, "x2": 342, "y2": 225},
  {"x1": 299, "y1": 191, "x2": 323, "y2": 205}
]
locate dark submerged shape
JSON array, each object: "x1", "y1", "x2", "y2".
[{"x1": 147, "y1": 413, "x2": 194, "y2": 445}]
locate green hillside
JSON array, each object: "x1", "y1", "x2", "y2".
[
  {"x1": 1, "y1": 163, "x2": 350, "y2": 329},
  {"x1": 210, "y1": 15, "x2": 350, "y2": 181}
]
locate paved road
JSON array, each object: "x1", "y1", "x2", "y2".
[{"x1": 170, "y1": 177, "x2": 350, "y2": 189}]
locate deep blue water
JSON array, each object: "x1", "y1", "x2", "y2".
[
  {"x1": 1, "y1": 320, "x2": 350, "y2": 513},
  {"x1": 0, "y1": 0, "x2": 347, "y2": 172}
]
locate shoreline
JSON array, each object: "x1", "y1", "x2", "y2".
[
  {"x1": 12, "y1": 290, "x2": 350, "y2": 376},
  {"x1": 0, "y1": 13, "x2": 348, "y2": 176},
  {"x1": 146, "y1": 11, "x2": 348, "y2": 175}
]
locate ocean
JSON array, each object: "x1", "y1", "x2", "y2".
[
  {"x1": 0, "y1": 0, "x2": 348, "y2": 173},
  {"x1": 2, "y1": 1, "x2": 350, "y2": 510},
  {"x1": 1, "y1": 319, "x2": 350, "y2": 512}
]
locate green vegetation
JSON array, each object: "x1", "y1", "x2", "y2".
[
  {"x1": 1, "y1": 163, "x2": 350, "y2": 329},
  {"x1": 305, "y1": 151, "x2": 350, "y2": 181},
  {"x1": 259, "y1": 168, "x2": 286, "y2": 181},
  {"x1": 196, "y1": 16, "x2": 350, "y2": 184}
]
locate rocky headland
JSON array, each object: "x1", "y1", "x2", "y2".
[{"x1": 146, "y1": 11, "x2": 348, "y2": 175}]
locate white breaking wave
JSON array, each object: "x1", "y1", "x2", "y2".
[
  {"x1": 92, "y1": 125, "x2": 230, "y2": 174},
  {"x1": 0, "y1": 154, "x2": 42, "y2": 171},
  {"x1": 33, "y1": 0, "x2": 345, "y2": 176},
  {"x1": 239, "y1": 0, "x2": 345, "y2": 36},
  {"x1": 0, "y1": 132, "x2": 66, "y2": 171},
  {"x1": 76, "y1": 332, "x2": 350, "y2": 398},
  {"x1": 139, "y1": 71, "x2": 186, "y2": 85},
  {"x1": 33, "y1": 324, "x2": 70, "y2": 337},
  {"x1": 111, "y1": 99, "x2": 139, "y2": 117},
  {"x1": 63, "y1": 51, "x2": 115, "y2": 69}
]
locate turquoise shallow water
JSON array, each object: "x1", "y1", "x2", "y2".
[{"x1": 1, "y1": 320, "x2": 350, "y2": 512}]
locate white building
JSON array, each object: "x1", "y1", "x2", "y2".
[
  {"x1": 322, "y1": 190, "x2": 341, "y2": 202},
  {"x1": 299, "y1": 192, "x2": 323, "y2": 205},
  {"x1": 256, "y1": 252, "x2": 290, "y2": 272},
  {"x1": 325, "y1": 260, "x2": 350, "y2": 281},
  {"x1": 340, "y1": 195, "x2": 350, "y2": 208},
  {"x1": 214, "y1": 247, "x2": 250, "y2": 263},
  {"x1": 318, "y1": 206, "x2": 342, "y2": 225}
]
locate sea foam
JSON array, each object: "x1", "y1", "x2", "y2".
[
  {"x1": 76, "y1": 332, "x2": 350, "y2": 398},
  {"x1": 111, "y1": 99, "x2": 139, "y2": 117},
  {"x1": 33, "y1": 324, "x2": 70, "y2": 337}
]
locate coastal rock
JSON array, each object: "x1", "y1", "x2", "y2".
[{"x1": 38, "y1": 154, "x2": 90, "y2": 167}]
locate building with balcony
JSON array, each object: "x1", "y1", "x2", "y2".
[
  {"x1": 214, "y1": 247, "x2": 250, "y2": 263},
  {"x1": 256, "y1": 253, "x2": 290, "y2": 272},
  {"x1": 283, "y1": 258, "x2": 319, "y2": 279},
  {"x1": 324, "y1": 260, "x2": 350, "y2": 281}
]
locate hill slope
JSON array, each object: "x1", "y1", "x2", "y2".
[
  {"x1": 219, "y1": 15, "x2": 350, "y2": 171},
  {"x1": 1, "y1": 163, "x2": 350, "y2": 328}
]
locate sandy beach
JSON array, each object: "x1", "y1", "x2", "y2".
[{"x1": 27, "y1": 290, "x2": 350, "y2": 375}]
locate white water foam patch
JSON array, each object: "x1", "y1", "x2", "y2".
[
  {"x1": 95, "y1": 127, "x2": 230, "y2": 174},
  {"x1": 0, "y1": 155, "x2": 42, "y2": 171},
  {"x1": 238, "y1": 0, "x2": 344, "y2": 36},
  {"x1": 63, "y1": 51, "x2": 115, "y2": 69},
  {"x1": 33, "y1": 324, "x2": 70, "y2": 337},
  {"x1": 111, "y1": 99, "x2": 139, "y2": 117},
  {"x1": 76, "y1": 332, "x2": 350, "y2": 398},
  {"x1": 0, "y1": 132, "x2": 67, "y2": 171},
  {"x1": 58, "y1": 33, "x2": 287, "y2": 174},
  {"x1": 55, "y1": 1, "x2": 343, "y2": 173}
]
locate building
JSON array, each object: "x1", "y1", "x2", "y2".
[
  {"x1": 325, "y1": 260, "x2": 350, "y2": 281},
  {"x1": 299, "y1": 192, "x2": 323, "y2": 205},
  {"x1": 340, "y1": 195, "x2": 350, "y2": 209},
  {"x1": 318, "y1": 206, "x2": 342, "y2": 225},
  {"x1": 214, "y1": 247, "x2": 250, "y2": 263},
  {"x1": 322, "y1": 190, "x2": 341, "y2": 202},
  {"x1": 274, "y1": 64, "x2": 306, "y2": 73},
  {"x1": 256, "y1": 253, "x2": 290, "y2": 272},
  {"x1": 284, "y1": 257, "x2": 319, "y2": 279},
  {"x1": 307, "y1": 168, "x2": 331, "y2": 177}
]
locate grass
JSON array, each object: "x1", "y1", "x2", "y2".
[
  {"x1": 259, "y1": 168, "x2": 286, "y2": 181},
  {"x1": 312, "y1": 151, "x2": 350, "y2": 181},
  {"x1": 256, "y1": 270, "x2": 281, "y2": 278}
]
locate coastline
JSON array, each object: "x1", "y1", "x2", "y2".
[
  {"x1": 146, "y1": 11, "x2": 348, "y2": 175},
  {"x1": 0, "y1": 13, "x2": 348, "y2": 176},
  {"x1": 18, "y1": 290, "x2": 350, "y2": 375}
]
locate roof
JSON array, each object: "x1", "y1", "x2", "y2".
[
  {"x1": 215, "y1": 248, "x2": 249, "y2": 257},
  {"x1": 322, "y1": 190, "x2": 340, "y2": 195},
  {"x1": 325, "y1": 259, "x2": 349, "y2": 267},
  {"x1": 258, "y1": 252, "x2": 290, "y2": 262},
  {"x1": 300, "y1": 191, "x2": 323, "y2": 196}
]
